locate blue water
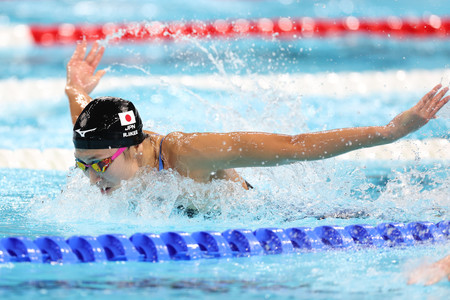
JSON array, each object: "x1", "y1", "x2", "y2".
[
  {"x1": 0, "y1": 245, "x2": 449, "y2": 300},
  {"x1": 3, "y1": 0, "x2": 450, "y2": 24},
  {"x1": 2, "y1": 38, "x2": 450, "y2": 79},
  {"x1": 1, "y1": 0, "x2": 450, "y2": 299}
]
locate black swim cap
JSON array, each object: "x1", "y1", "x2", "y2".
[{"x1": 73, "y1": 97, "x2": 146, "y2": 149}]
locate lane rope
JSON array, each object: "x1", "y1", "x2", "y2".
[
  {"x1": 0, "y1": 221, "x2": 448, "y2": 264},
  {"x1": 1, "y1": 16, "x2": 450, "y2": 47}
]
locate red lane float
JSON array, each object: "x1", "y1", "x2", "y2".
[{"x1": 30, "y1": 16, "x2": 450, "y2": 45}]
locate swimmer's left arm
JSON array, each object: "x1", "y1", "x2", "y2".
[
  {"x1": 167, "y1": 129, "x2": 392, "y2": 172},
  {"x1": 166, "y1": 84, "x2": 449, "y2": 173},
  {"x1": 65, "y1": 41, "x2": 106, "y2": 124}
]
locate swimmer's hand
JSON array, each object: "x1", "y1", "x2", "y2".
[
  {"x1": 66, "y1": 40, "x2": 106, "y2": 94},
  {"x1": 408, "y1": 254, "x2": 450, "y2": 285},
  {"x1": 385, "y1": 84, "x2": 449, "y2": 140},
  {"x1": 66, "y1": 40, "x2": 106, "y2": 124}
]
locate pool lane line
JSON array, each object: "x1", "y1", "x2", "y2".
[
  {"x1": 1, "y1": 16, "x2": 450, "y2": 47},
  {"x1": 0, "y1": 221, "x2": 448, "y2": 264}
]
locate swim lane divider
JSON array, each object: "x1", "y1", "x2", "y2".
[
  {"x1": 28, "y1": 17, "x2": 450, "y2": 45},
  {"x1": 3, "y1": 16, "x2": 450, "y2": 48},
  {"x1": 0, "y1": 221, "x2": 448, "y2": 264}
]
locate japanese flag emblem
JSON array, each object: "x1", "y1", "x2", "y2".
[{"x1": 118, "y1": 111, "x2": 136, "y2": 126}]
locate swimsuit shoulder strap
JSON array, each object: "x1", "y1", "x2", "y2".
[{"x1": 158, "y1": 137, "x2": 165, "y2": 171}]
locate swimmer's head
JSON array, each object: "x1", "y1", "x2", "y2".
[{"x1": 73, "y1": 97, "x2": 145, "y2": 149}]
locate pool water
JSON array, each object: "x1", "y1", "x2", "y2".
[
  {"x1": 1, "y1": 0, "x2": 450, "y2": 299},
  {"x1": 0, "y1": 245, "x2": 448, "y2": 300}
]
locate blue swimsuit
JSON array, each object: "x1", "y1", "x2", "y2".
[{"x1": 158, "y1": 137, "x2": 165, "y2": 171}]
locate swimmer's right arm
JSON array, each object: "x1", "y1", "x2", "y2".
[{"x1": 65, "y1": 40, "x2": 106, "y2": 124}]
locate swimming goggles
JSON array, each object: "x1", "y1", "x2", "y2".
[{"x1": 75, "y1": 147, "x2": 127, "y2": 173}]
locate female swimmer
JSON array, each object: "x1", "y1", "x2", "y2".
[{"x1": 66, "y1": 41, "x2": 449, "y2": 195}]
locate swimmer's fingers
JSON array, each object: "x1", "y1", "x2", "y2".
[
  {"x1": 407, "y1": 265, "x2": 441, "y2": 286},
  {"x1": 94, "y1": 70, "x2": 107, "y2": 83},
  {"x1": 424, "y1": 275, "x2": 442, "y2": 286},
  {"x1": 422, "y1": 87, "x2": 449, "y2": 118},
  {"x1": 424, "y1": 266, "x2": 448, "y2": 285},
  {"x1": 409, "y1": 272, "x2": 442, "y2": 286},
  {"x1": 430, "y1": 95, "x2": 450, "y2": 118},
  {"x1": 85, "y1": 42, "x2": 99, "y2": 64},
  {"x1": 71, "y1": 40, "x2": 88, "y2": 61},
  {"x1": 416, "y1": 84, "x2": 441, "y2": 110},
  {"x1": 91, "y1": 46, "x2": 105, "y2": 70}
]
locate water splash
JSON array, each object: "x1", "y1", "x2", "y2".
[
  {"x1": 24, "y1": 30, "x2": 450, "y2": 234},
  {"x1": 370, "y1": 164, "x2": 450, "y2": 221},
  {"x1": 25, "y1": 156, "x2": 448, "y2": 236}
]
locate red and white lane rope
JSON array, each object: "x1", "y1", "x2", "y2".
[{"x1": 1, "y1": 16, "x2": 450, "y2": 47}]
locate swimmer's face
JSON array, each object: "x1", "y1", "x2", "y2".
[{"x1": 74, "y1": 148, "x2": 140, "y2": 195}]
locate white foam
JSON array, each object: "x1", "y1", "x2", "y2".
[
  {"x1": 1, "y1": 69, "x2": 450, "y2": 103},
  {"x1": 1, "y1": 139, "x2": 448, "y2": 171}
]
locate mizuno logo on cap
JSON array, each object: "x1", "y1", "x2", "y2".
[{"x1": 75, "y1": 128, "x2": 97, "y2": 137}]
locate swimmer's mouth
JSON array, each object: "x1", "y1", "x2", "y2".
[{"x1": 100, "y1": 187, "x2": 112, "y2": 195}]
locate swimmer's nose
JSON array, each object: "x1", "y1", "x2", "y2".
[{"x1": 88, "y1": 168, "x2": 102, "y2": 185}]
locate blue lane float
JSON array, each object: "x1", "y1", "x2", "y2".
[
  {"x1": 1, "y1": 237, "x2": 42, "y2": 263},
  {"x1": 407, "y1": 222, "x2": 445, "y2": 243},
  {"x1": 97, "y1": 234, "x2": 141, "y2": 262},
  {"x1": 344, "y1": 224, "x2": 385, "y2": 248},
  {"x1": 376, "y1": 223, "x2": 415, "y2": 247},
  {"x1": 34, "y1": 236, "x2": 78, "y2": 264},
  {"x1": 160, "y1": 231, "x2": 203, "y2": 260},
  {"x1": 254, "y1": 228, "x2": 294, "y2": 255},
  {"x1": 222, "y1": 229, "x2": 264, "y2": 256},
  {"x1": 313, "y1": 225, "x2": 355, "y2": 249},
  {"x1": 285, "y1": 227, "x2": 325, "y2": 251},
  {"x1": 0, "y1": 220, "x2": 448, "y2": 264},
  {"x1": 66, "y1": 236, "x2": 107, "y2": 263},
  {"x1": 436, "y1": 220, "x2": 450, "y2": 238},
  {"x1": 191, "y1": 231, "x2": 233, "y2": 258},
  {"x1": 130, "y1": 233, "x2": 170, "y2": 262}
]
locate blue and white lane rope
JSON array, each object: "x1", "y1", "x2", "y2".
[{"x1": 0, "y1": 221, "x2": 448, "y2": 264}]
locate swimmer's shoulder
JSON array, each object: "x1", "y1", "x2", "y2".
[
  {"x1": 143, "y1": 130, "x2": 187, "y2": 144},
  {"x1": 142, "y1": 130, "x2": 187, "y2": 156}
]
